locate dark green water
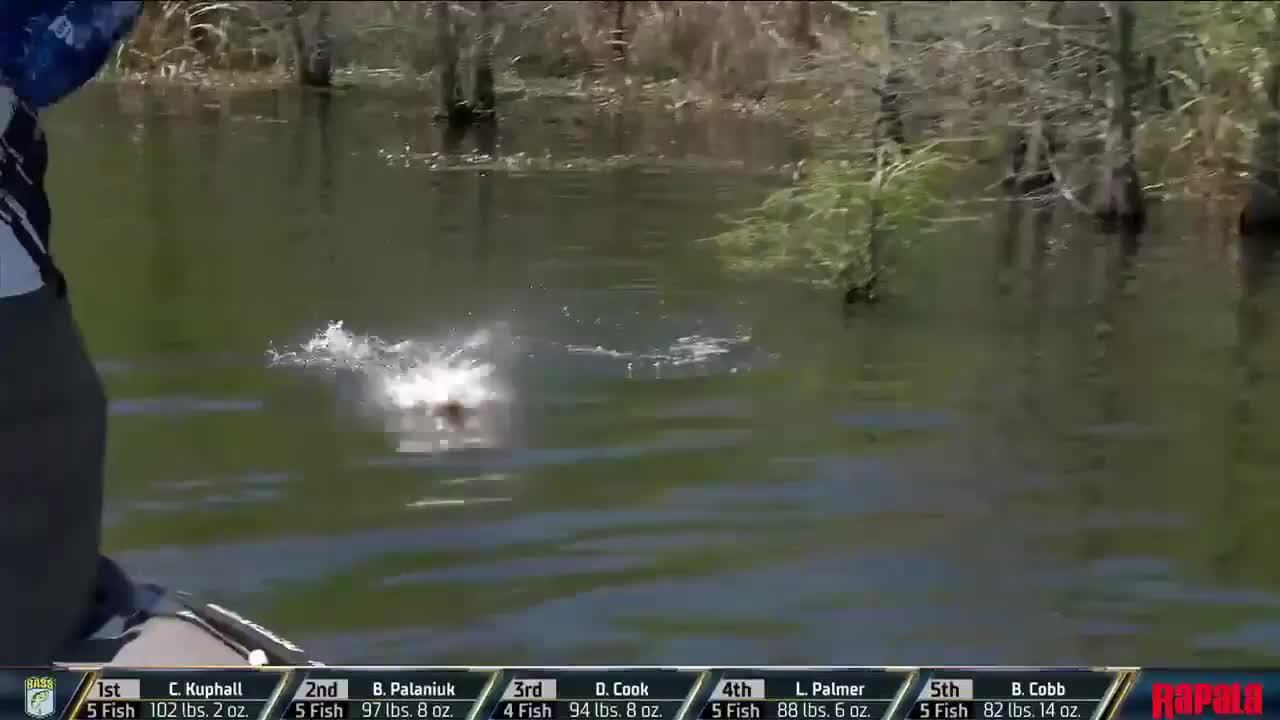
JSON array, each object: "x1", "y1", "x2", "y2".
[{"x1": 44, "y1": 83, "x2": 1280, "y2": 665}]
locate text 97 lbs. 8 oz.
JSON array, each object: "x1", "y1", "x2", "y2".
[{"x1": 357, "y1": 701, "x2": 458, "y2": 718}]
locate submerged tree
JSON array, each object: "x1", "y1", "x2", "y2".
[
  {"x1": 434, "y1": 0, "x2": 470, "y2": 127},
  {"x1": 874, "y1": 7, "x2": 908, "y2": 157},
  {"x1": 473, "y1": 0, "x2": 496, "y2": 120},
  {"x1": 1003, "y1": 1, "x2": 1061, "y2": 197},
  {"x1": 706, "y1": 4, "x2": 966, "y2": 307},
  {"x1": 704, "y1": 146, "x2": 954, "y2": 305},
  {"x1": 849, "y1": 5, "x2": 909, "y2": 304},
  {"x1": 609, "y1": 0, "x2": 629, "y2": 66},
  {"x1": 1239, "y1": 67, "x2": 1280, "y2": 237},
  {"x1": 791, "y1": 0, "x2": 819, "y2": 56},
  {"x1": 290, "y1": 0, "x2": 332, "y2": 87},
  {"x1": 1239, "y1": 8, "x2": 1280, "y2": 238},
  {"x1": 1091, "y1": 1, "x2": 1145, "y2": 232}
]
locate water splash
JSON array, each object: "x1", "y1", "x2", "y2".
[
  {"x1": 565, "y1": 332, "x2": 770, "y2": 378},
  {"x1": 268, "y1": 322, "x2": 512, "y2": 453},
  {"x1": 567, "y1": 333, "x2": 752, "y2": 364}
]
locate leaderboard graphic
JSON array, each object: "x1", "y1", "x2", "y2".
[{"x1": 2, "y1": 668, "x2": 1279, "y2": 720}]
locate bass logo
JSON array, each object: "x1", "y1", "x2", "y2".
[{"x1": 24, "y1": 676, "x2": 56, "y2": 719}]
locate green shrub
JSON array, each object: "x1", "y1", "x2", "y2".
[{"x1": 705, "y1": 144, "x2": 955, "y2": 291}]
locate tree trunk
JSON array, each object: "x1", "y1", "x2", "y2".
[
  {"x1": 610, "y1": 1, "x2": 628, "y2": 65},
  {"x1": 473, "y1": 0, "x2": 496, "y2": 119},
  {"x1": 1026, "y1": 1, "x2": 1063, "y2": 196},
  {"x1": 1092, "y1": 1, "x2": 1144, "y2": 233},
  {"x1": 1061, "y1": 2, "x2": 1107, "y2": 106},
  {"x1": 846, "y1": 6, "x2": 902, "y2": 306},
  {"x1": 876, "y1": 8, "x2": 907, "y2": 155},
  {"x1": 1004, "y1": 1, "x2": 1061, "y2": 196},
  {"x1": 310, "y1": 2, "x2": 332, "y2": 86},
  {"x1": 289, "y1": 1, "x2": 332, "y2": 87},
  {"x1": 1239, "y1": 62, "x2": 1280, "y2": 237},
  {"x1": 434, "y1": 1, "x2": 471, "y2": 127},
  {"x1": 791, "y1": 1, "x2": 818, "y2": 55}
]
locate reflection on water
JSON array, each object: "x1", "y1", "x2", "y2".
[{"x1": 43, "y1": 83, "x2": 1280, "y2": 666}]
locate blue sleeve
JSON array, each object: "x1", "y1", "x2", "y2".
[
  {"x1": 2, "y1": 1, "x2": 141, "y2": 108},
  {"x1": 0, "y1": 1, "x2": 46, "y2": 78}
]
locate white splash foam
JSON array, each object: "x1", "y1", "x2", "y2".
[
  {"x1": 564, "y1": 344, "x2": 633, "y2": 359},
  {"x1": 663, "y1": 334, "x2": 752, "y2": 365},
  {"x1": 381, "y1": 358, "x2": 498, "y2": 410},
  {"x1": 565, "y1": 332, "x2": 755, "y2": 367},
  {"x1": 269, "y1": 322, "x2": 512, "y2": 453},
  {"x1": 267, "y1": 321, "x2": 377, "y2": 369}
]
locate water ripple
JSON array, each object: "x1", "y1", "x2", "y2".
[{"x1": 109, "y1": 396, "x2": 263, "y2": 417}]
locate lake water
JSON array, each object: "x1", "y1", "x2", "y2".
[{"x1": 44, "y1": 83, "x2": 1280, "y2": 665}]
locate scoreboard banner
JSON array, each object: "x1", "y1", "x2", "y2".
[{"x1": 0, "y1": 668, "x2": 1275, "y2": 720}]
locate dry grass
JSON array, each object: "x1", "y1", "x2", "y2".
[
  {"x1": 115, "y1": 1, "x2": 288, "y2": 74},
  {"x1": 111, "y1": 2, "x2": 853, "y2": 95}
]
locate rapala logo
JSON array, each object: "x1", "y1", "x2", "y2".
[{"x1": 1152, "y1": 683, "x2": 1264, "y2": 720}]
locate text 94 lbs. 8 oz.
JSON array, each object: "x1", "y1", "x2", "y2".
[{"x1": 570, "y1": 701, "x2": 666, "y2": 719}]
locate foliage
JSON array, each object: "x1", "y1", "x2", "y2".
[
  {"x1": 705, "y1": 145, "x2": 956, "y2": 290},
  {"x1": 1120, "y1": 1, "x2": 1280, "y2": 198},
  {"x1": 1145, "y1": 1, "x2": 1279, "y2": 107}
]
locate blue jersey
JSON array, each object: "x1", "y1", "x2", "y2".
[
  {"x1": 0, "y1": 0, "x2": 141, "y2": 108},
  {"x1": 1, "y1": 0, "x2": 139, "y2": 297}
]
